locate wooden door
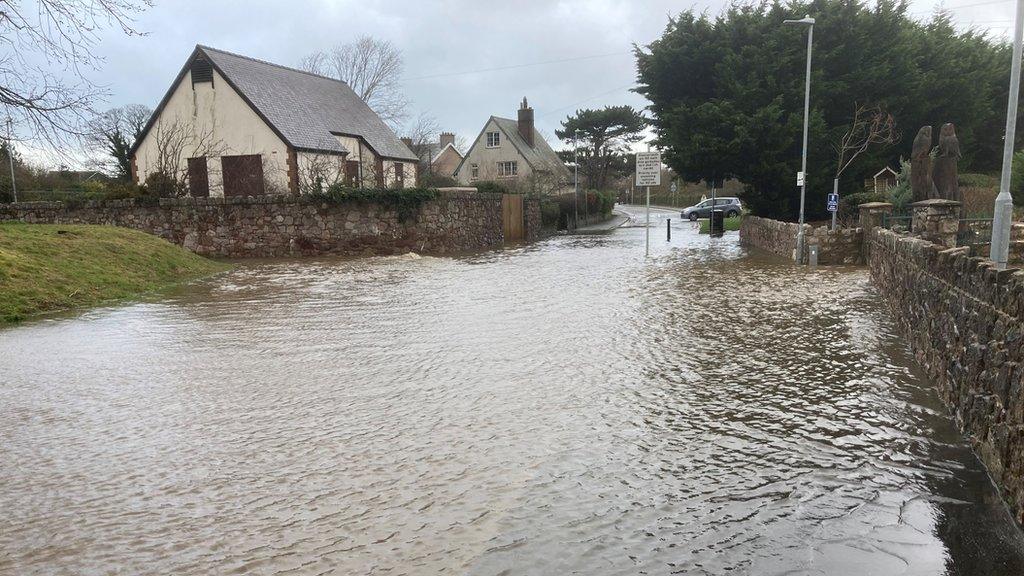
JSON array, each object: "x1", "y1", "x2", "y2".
[
  {"x1": 344, "y1": 160, "x2": 360, "y2": 186},
  {"x1": 222, "y1": 154, "x2": 265, "y2": 197},
  {"x1": 502, "y1": 193, "x2": 524, "y2": 242},
  {"x1": 187, "y1": 157, "x2": 209, "y2": 197}
]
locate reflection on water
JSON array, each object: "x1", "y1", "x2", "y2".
[{"x1": 1, "y1": 207, "x2": 1022, "y2": 575}]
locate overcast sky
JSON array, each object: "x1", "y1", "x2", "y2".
[{"x1": 59, "y1": 0, "x2": 1024, "y2": 156}]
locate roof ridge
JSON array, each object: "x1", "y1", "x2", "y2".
[{"x1": 196, "y1": 44, "x2": 349, "y2": 86}]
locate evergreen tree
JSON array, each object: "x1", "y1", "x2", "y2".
[{"x1": 635, "y1": 0, "x2": 1013, "y2": 220}]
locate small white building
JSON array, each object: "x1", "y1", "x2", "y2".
[
  {"x1": 454, "y1": 98, "x2": 570, "y2": 191},
  {"x1": 130, "y1": 45, "x2": 419, "y2": 197}
]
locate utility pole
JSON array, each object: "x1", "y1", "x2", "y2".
[
  {"x1": 784, "y1": 15, "x2": 815, "y2": 264},
  {"x1": 573, "y1": 129, "x2": 579, "y2": 230},
  {"x1": 991, "y1": 0, "x2": 1022, "y2": 270},
  {"x1": 5, "y1": 118, "x2": 16, "y2": 203}
]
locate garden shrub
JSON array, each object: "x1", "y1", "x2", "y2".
[{"x1": 310, "y1": 184, "x2": 439, "y2": 222}]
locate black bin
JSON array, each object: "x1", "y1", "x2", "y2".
[{"x1": 710, "y1": 210, "x2": 725, "y2": 237}]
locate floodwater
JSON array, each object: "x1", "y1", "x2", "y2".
[{"x1": 2, "y1": 205, "x2": 1023, "y2": 575}]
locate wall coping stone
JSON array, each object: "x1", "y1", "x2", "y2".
[{"x1": 909, "y1": 198, "x2": 962, "y2": 208}]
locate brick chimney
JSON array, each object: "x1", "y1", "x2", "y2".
[
  {"x1": 400, "y1": 137, "x2": 413, "y2": 148},
  {"x1": 518, "y1": 97, "x2": 535, "y2": 147},
  {"x1": 439, "y1": 132, "x2": 455, "y2": 148}
]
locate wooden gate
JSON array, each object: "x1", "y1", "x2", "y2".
[{"x1": 502, "y1": 193, "x2": 524, "y2": 242}]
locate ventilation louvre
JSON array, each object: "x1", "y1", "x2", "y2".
[{"x1": 191, "y1": 57, "x2": 213, "y2": 85}]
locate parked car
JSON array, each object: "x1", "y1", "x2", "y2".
[{"x1": 681, "y1": 197, "x2": 742, "y2": 220}]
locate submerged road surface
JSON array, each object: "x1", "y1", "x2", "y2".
[{"x1": 2, "y1": 205, "x2": 1023, "y2": 575}]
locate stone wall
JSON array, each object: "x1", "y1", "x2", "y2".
[
  {"x1": 868, "y1": 227, "x2": 1024, "y2": 523},
  {"x1": 739, "y1": 215, "x2": 864, "y2": 264},
  {"x1": 0, "y1": 190, "x2": 543, "y2": 258}
]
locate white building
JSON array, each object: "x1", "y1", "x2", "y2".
[
  {"x1": 455, "y1": 98, "x2": 570, "y2": 191},
  {"x1": 130, "y1": 45, "x2": 419, "y2": 197}
]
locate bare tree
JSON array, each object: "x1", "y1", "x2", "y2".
[
  {"x1": 88, "y1": 104, "x2": 152, "y2": 179},
  {"x1": 150, "y1": 115, "x2": 225, "y2": 196},
  {"x1": 299, "y1": 36, "x2": 409, "y2": 127},
  {"x1": 834, "y1": 103, "x2": 900, "y2": 178},
  {"x1": 403, "y1": 111, "x2": 439, "y2": 170},
  {"x1": 1, "y1": 0, "x2": 153, "y2": 149},
  {"x1": 297, "y1": 154, "x2": 347, "y2": 194}
]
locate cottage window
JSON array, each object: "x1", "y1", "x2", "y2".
[
  {"x1": 497, "y1": 161, "x2": 518, "y2": 177},
  {"x1": 486, "y1": 131, "x2": 500, "y2": 148},
  {"x1": 470, "y1": 163, "x2": 479, "y2": 179}
]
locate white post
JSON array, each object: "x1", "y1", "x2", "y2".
[
  {"x1": 992, "y1": 0, "x2": 1023, "y2": 269},
  {"x1": 5, "y1": 118, "x2": 15, "y2": 203},
  {"x1": 645, "y1": 185, "x2": 651, "y2": 257},
  {"x1": 573, "y1": 130, "x2": 579, "y2": 229}
]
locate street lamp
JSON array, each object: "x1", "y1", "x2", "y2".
[
  {"x1": 784, "y1": 15, "x2": 815, "y2": 264},
  {"x1": 5, "y1": 118, "x2": 16, "y2": 203},
  {"x1": 991, "y1": 0, "x2": 1022, "y2": 270},
  {"x1": 574, "y1": 128, "x2": 580, "y2": 229}
]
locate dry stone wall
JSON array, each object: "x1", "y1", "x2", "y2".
[
  {"x1": 0, "y1": 190, "x2": 542, "y2": 258},
  {"x1": 739, "y1": 215, "x2": 864, "y2": 264},
  {"x1": 868, "y1": 227, "x2": 1024, "y2": 523}
]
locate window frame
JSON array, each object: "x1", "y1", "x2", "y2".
[
  {"x1": 486, "y1": 131, "x2": 501, "y2": 148},
  {"x1": 470, "y1": 163, "x2": 479, "y2": 180},
  {"x1": 497, "y1": 161, "x2": 518, "y2": 178}
]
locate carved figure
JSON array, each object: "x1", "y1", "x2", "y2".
[
  {"x1": 910, "y1": 126, "x2": 936, "y2": 203},
  {"x1": 932, "y1": 123, "x2": 961, "y2": 202}
]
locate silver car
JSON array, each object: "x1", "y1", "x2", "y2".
[{"x1": 681, "y1": 197, "x2": 742, "y2": 220}]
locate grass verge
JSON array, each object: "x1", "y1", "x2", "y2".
[
  {"x1": 0, "y1": 223, "x2": 228, "y2": 324},
  {"x1": 699, "y1": 216, "x2": 742, "y2": 233}
]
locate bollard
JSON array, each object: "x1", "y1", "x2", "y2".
[
  {"x1": 808, "y1": 244, "x2": 819, "y2": 266},
  {"x1": 667, "y1": 218, "x2": 671, "y2": 241}
]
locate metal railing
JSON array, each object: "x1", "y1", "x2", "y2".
[
  {"x1": 957, "y1": 217, "x2": 994, "y2": 248},
  {"x1": 881, "y1": 211, "x2": 912, "y2": 232}
]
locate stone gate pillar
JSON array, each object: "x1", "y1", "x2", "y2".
[
  {"x1": 858, "y1": 202, "x2": 894, "y2": 234},
  {"x1": 910, "y1": 199, "x2": 961, "y2": 248}
]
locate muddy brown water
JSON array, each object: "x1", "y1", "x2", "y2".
[{"x1": 2, "y1": 206, "x2": 1023, "y2": 575}]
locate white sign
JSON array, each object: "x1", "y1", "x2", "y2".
[
  {"x1": 796, "y1": 171, "x2": 805, "y2": 187},
  {"x1": 635, "y1": 152, "x2": 662, "y2": 186}
]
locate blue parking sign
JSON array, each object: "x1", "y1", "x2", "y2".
[{"x1": 826, "y1": 192, "x2": 839, "y2": 212}]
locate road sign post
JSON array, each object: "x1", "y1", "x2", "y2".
[
  {"x1": 827, "y1": 179, "x2": 839, "y2": 230},
  {"x1": 636, "y1": 152, "x2": 662, "y2": 257}
]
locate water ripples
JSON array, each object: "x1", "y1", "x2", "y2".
[{"x1": 1, "y1": 208, "x2": 1022, "y2": 575}]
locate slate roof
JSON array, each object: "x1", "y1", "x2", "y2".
[
  {"x1": 458, "y1": 116, "x2": 570, "y2": 181},
  {"x1": 134, "y1": 45, "x2": 417, "y2": 161}
]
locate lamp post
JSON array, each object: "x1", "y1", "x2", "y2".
[
  {"x1": 5, "y1": 118, "x2": 16, "y2": 203},
  {"x1": 991, "y1": 0, "x2": 1022, "y2": 270},
  {"x1": 574, "y1": 128, "x2": 579, "y2": 229},
  {"x1": 784, "y1": 15, "x2": 815, "y2": 264}
]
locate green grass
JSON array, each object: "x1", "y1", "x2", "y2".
[
  {"x1": 0, "y1": 223, "x2": 228, "y2": 324},
  {"x1": 699, "y1": 216, "x2": 742, "y2": 233}
]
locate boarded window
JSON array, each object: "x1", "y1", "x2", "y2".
[
  {"x1": 191, "y1": 57, "x2": 214, "y2": 85},
  {"x1": 374, "y1": 158, "x2": 384, "y2": 187},
  {"x1": 344, "y1": 160, "x2": 360, "y2": 186},
  {"x1": 395, "y1": 163, "x2": 404, "y2": 188},
  {"x1": 221, "y1": 154, "x2": 265, "y2": 197},
  {"x1": 187, "y1": 157, "x2": 209, "y2": 197}
]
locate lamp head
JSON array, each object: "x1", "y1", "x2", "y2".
[{"x1": 783, "y1": 15, "x2": 815, "y2": 25}]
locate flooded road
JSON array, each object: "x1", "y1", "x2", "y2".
[{"x1": 2, "y1": 205, "x2": 1023, "y2": 575}]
